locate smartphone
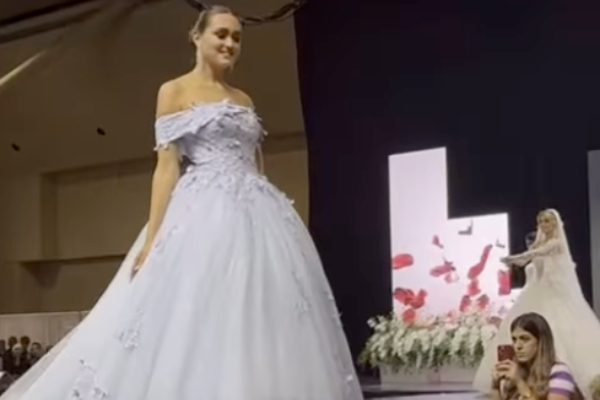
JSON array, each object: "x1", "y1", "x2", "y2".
[{"x1": 497, "y1": 344, "x2": 515, "y2": 361}]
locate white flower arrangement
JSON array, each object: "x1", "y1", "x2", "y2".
[{"x1": 359, "y1": 307, "x2": 498, "y2": 373}]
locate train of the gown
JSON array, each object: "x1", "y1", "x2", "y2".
[
  {"x1": 0, "y1": 174, "x2": 363, "y2": 400},
  {"x1": 473, "y1": 261, "x2": 600, "y2": 399},
  {"x1": 0, "y1": 227, "x2": 146, "y2": 400}
]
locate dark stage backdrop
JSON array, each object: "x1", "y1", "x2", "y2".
[{"x1": 295, "y1": 0, "x2": 600, "y2": 363}]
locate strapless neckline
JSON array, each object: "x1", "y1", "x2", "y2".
[{"x1": 155, "y1": 99, "x2": 256, "y2": 123}]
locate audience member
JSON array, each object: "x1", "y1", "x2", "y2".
[
  {"x1": 4, "y1": 344, "x2": 29, "y2": 377},
  {"x1": 28, "y1": 342, "x2": 43, "y2": 365},
  {"x1": 491, "y1": 312, "x2": 581, "y2": 400}
]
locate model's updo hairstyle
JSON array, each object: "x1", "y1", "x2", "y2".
[
  {"x1": 188, "y1": 5, "x2": 237, "y2": 41},
  {"x1": 183, "y1": 0, "x2": 306, "y2": 28}
]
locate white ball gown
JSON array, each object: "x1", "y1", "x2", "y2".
[
  {"x1": 0, "y1": 99, "x2": 363, "y2": 400},
  {"x1": 472, "y1": 209, "x2": 600, "y2": 399}
]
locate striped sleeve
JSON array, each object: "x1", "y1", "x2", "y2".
[{"x1": 549, "y1": 363, "x2": 576, "y2": 397}]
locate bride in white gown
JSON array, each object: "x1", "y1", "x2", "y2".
[
  {"x1": 473, "y1": 208, "x2": 600, "y2": 398},
  {"x1": 0, "y1": 6, "x2": 363, "y2": 400}
]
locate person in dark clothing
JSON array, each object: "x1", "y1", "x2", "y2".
[
  {"x1": 27, "y1": 342, "x2": 43, "y2": 366},
  {"x1": 19, "y1": 336, "x2": 31, "y2": 359},
  {"x1": 4, "y1": 344, "x2": 30, "y2": 377}
]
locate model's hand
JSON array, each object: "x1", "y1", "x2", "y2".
[{"x1": 132, "y1": 242, "x2": 152, "y2": 277}]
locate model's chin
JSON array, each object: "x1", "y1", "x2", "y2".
[
  {"x1": 516, "y1": 355, "x2": 530, "y2": 363},
  {"x1": 206, "y1": 58, "x2": 234, "y2": 72},
  {"x1": 217, "y1": 57, "x2": 235, "y2": 68}
]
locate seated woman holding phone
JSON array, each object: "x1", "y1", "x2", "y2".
[
  {"x1": 475, "y1": 209, "x2": 600, "y2": 398},
  {"x1": 492, "y1": 312, "x2": 581, "y2": 400}
]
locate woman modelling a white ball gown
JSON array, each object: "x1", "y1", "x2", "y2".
[
  {"x1": 0, "y1": 6, "x2": 363, "y2": 400},
  {"x1": 473, "y1": 208, "x2": 600, "y2": 398}
]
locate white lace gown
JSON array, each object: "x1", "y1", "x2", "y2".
[
  {"x1": 0, "y1": 100, "x2": 363, "y2": 400},
  {"x1": 472, "y1": 236, "x2": 600, "y2": 399}
]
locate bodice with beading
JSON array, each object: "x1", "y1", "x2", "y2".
[
  {"x1": 154, "y1": 99, "x2": 272, "y2": 201},
  {"x1": 154, "y1": 99, "x2": 264, "y2": 175}
]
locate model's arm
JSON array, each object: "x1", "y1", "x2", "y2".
[
  {"x1": 501, "y1": 239, "x2": 561, "y2": 266},
  {"x1": 133, "y1": 83, "x2": 181, "y2": 272},
  {"x1": 144, "y1": 82, "x2": 182, "y2": 247}
]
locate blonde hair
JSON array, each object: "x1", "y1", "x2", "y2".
[
  {"x1": 530, "y1": 209, "x2": 558, "y2": 249},
  {"x1": 188, "y1": 5, "x2": 237, "y2": 41},
  {"x1": 537, "y1": 209, "x2": 557, "y2": 224}
]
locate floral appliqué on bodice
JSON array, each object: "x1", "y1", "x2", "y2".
[
  {"x1": 153, "y1": 99, "x2": 276, "y2": 205},
  {"x1": 156, "y1": 99, "x2": 263, "y2": 170}
]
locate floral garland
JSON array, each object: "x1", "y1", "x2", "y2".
[{"x1": 359, "y1": 307, "x2": 499, "y2": 373}]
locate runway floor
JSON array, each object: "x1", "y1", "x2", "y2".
[
  {"x1": 370, "y1": 394, "x2": 483, "y2": 400},
  {"x1": 363, "y1": 381, "x2": 484, "y2": 399}
]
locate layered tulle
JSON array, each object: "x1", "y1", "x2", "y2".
[
  {"x1": 1, "y1": 170, "x2": 362, "y2": 400},
  {"x1": 1, "y1": 100, "x2": 362, "y2": 400}
]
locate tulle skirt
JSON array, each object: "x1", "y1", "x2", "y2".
[
  {"x1": 0, "y1": 171, "x2": 362, "y2": 400},
  {"x1": 473, "y1": 260, "x2": 600, "y2": 399}
]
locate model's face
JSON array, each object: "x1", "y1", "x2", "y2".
[
  {"x1": 537, "y1": 212, "x2": 556, "y2": 236},
  {"x1": 512, "y1": 327, "x2": 538, "y2": 364},
  {"x1": 193, "y1": 13, "x2": 242, "y2": 70}
]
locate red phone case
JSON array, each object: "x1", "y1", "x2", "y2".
[{"x1": 497, "y1": 344, "x2": 515, "y2": 361}]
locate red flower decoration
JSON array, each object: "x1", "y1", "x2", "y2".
[
  {"x1": 392, "y1": 253, "x2": 414, "y2": 270},
  {"x1": 410, "y1": 289, "x2": 428, "y2": 309},
  {"x1": 476, "y1": 294, "x2": 490, "y2": 310},
  {"x1": 467, "y1": 279, "x2": 481, "y2": 297},
  {"x1": 430, "y1": 260, "x2": 455, "y2": 277},
  {"x1": 402, "y1": 308, "x2": 417, "y2": 323},
  {"x1": 498, "y1": 269, "x2": 511, "y2": 295},
  {"x1": 459, "y1": 295, "x2": 471, "y2": 312},
  {"x1": 393, "y1": 288, "x2": 428, "y2": 309},
  {"x1": 432, "y1": 235, "x2": 444, "y2": 249},
  {"x1": 467, "y1": 244, "x2": 493, "y2": 280},
  {"x1": 393, "y1": 288, "x2": 414, "y2": 306}
]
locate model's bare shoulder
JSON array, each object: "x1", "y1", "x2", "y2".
[
  {"x1": 156, "y1": 79, "x2": 184, "y2": 118},
  {"x1": 230, "y1": 87, "x2": 254, "y2": 109}
]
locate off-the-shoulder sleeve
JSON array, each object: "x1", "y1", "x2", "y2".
[
  {"x1": 503, "y1": 238, "x2": 561, "y2": 265},
  {"x1": 153, "y1": 107, "x2": 218, "y2": 151}
]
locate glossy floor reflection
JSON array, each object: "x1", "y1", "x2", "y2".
[
  {"x1": 370, "y1": 393, "x2": 484, "y2": 400},
  {"x1": 362, "y1": 381, "x2": 484, "y2": 399}
]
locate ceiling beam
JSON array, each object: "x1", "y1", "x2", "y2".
[
  {"x1": 0, "y1": 0, "x2": 164, "y2": 44},
  {"x1": 0, "y1": 0, "x2": 97, "y2": 27}
]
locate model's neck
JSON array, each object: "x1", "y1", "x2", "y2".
[{"x1": 192, "y1": 61, "x2": 226, "y2": 85}]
